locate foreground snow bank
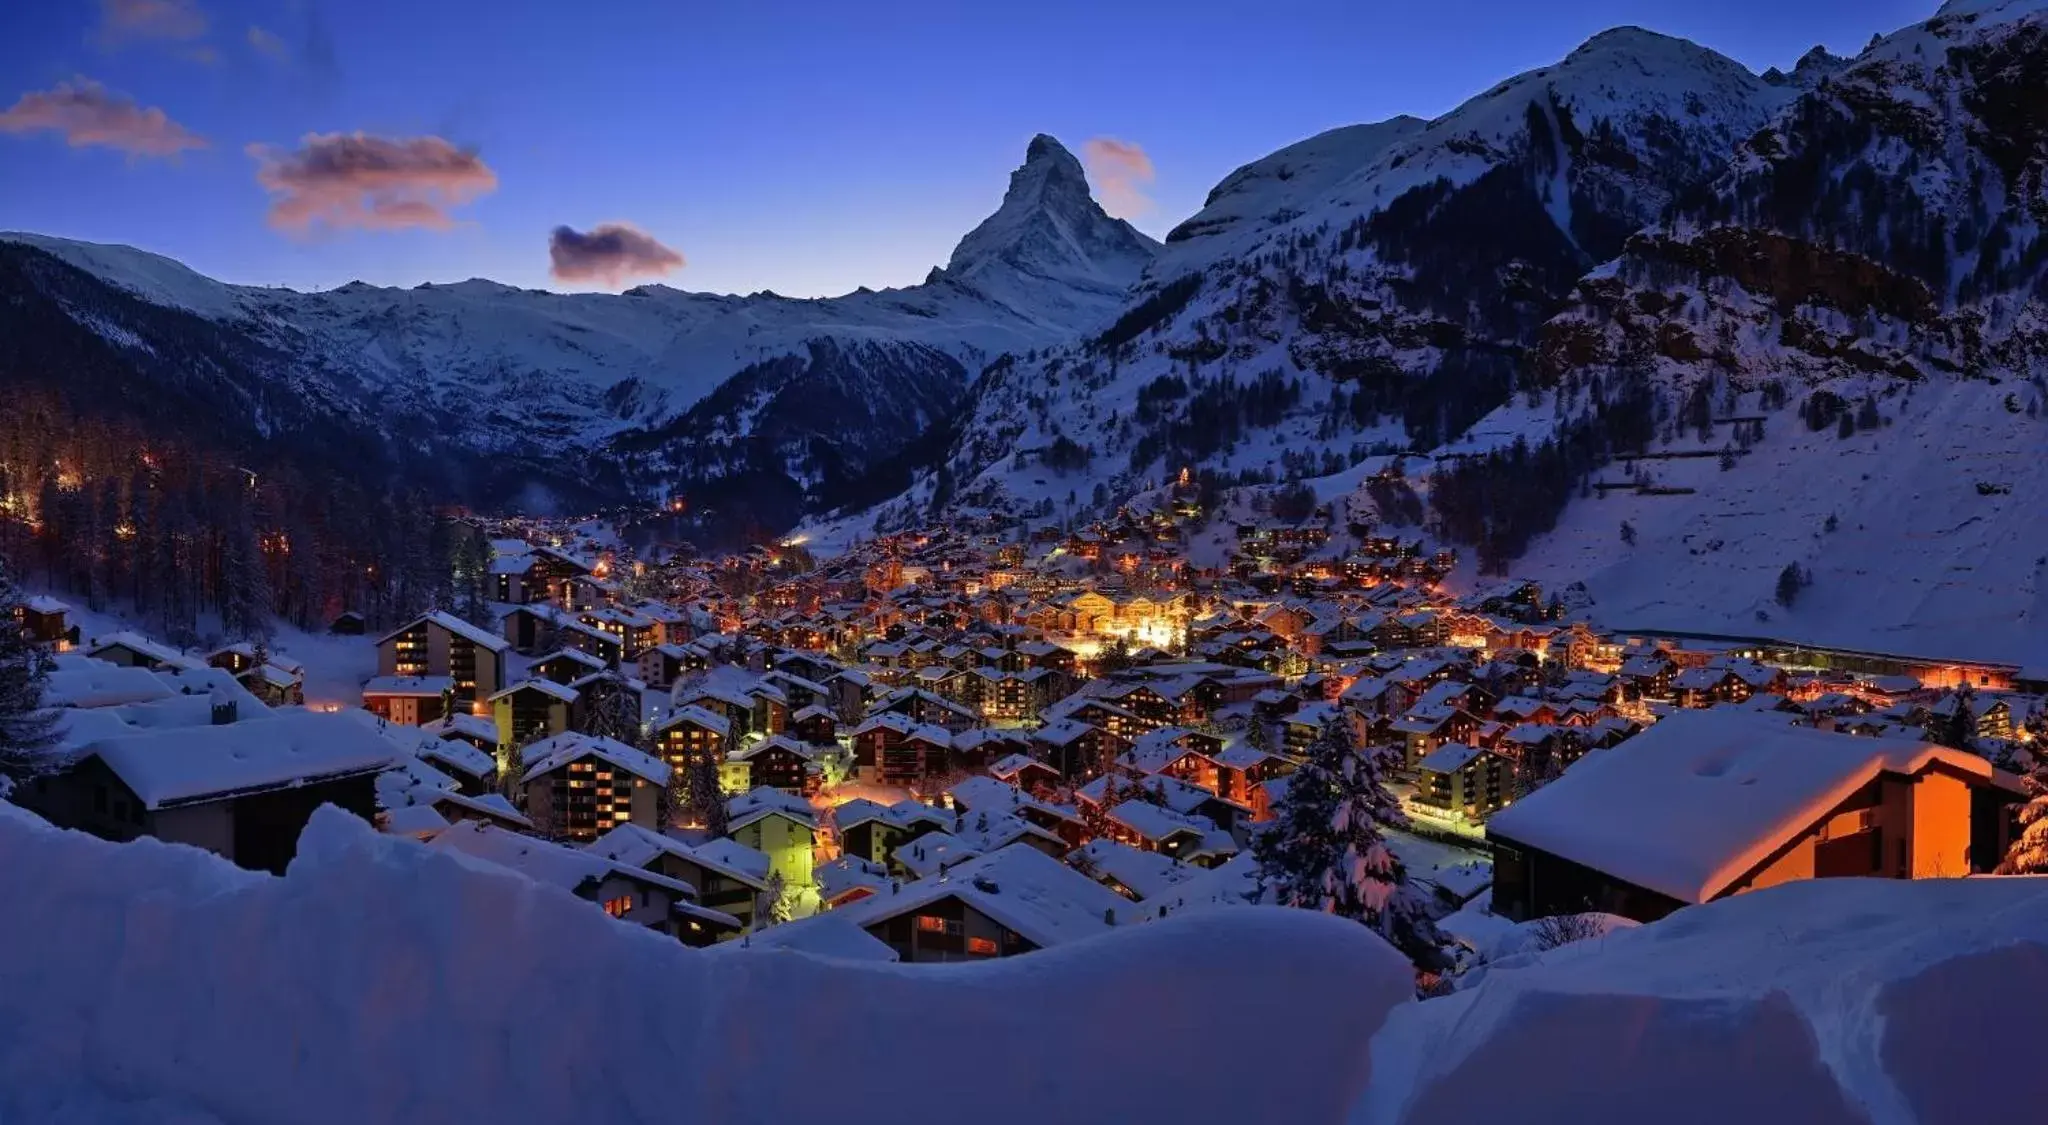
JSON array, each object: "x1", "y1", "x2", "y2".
[
  {"x1": 0, "y1": 805, "x2": 1411, "y2": 1125},
  {"x1": 1357, "y1": 877, "x2": 2048, "y2": 1125}
]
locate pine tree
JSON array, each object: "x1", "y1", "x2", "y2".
[
  {"x1": 219, "y1": 506, "x2": 272, "y2": 641},
  {"x1": 755, "y1": 869, "x2": 792, "y2": 928},
  {"x1": 0, "y1": 555, "x2": 59, "y2": 787},
  {"x1": 1253, "y1": 715, "x2": 1443, "y2": 969},
  {"x1": 1997, "y1": 754, "x2": 2048, "y2": 874}
]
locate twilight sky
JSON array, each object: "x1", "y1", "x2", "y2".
[{"x1": 0, "y1": 0, "x2": 1935, "y2": 298}]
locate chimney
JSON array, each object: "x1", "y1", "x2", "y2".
[{"x1": 209, "y1": 686, "x2": 238, "y2": 726}]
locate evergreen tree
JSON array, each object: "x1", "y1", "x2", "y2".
[
  {"x1": 1931, "y1": 688, "x2": 1979, "y2": 752},
  {"x1": 1619, "y1": 521, "x2": 1636, "y2": 547},
  {"x1": 1996, "y1": 753, "x2": 2048, "y2": 874},
  {"x1": 219, "y1": 505, "x2": 272, "y2": 641},
  {"x1": 1253, "y1": 715, "x2": 1443, "y2": 968},
  {"x1": 0, "y1": 555, "x2": 59, "y2": 787},
  {"x1": 1775, "y1": 563, "x2": 1809, "y2": 608},
  {"x1": 755, "y1": 869, "x2": 793, "y2": 928}
]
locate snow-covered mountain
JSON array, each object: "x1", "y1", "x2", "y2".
[
  {"x1": 813, "y1": 0, "x2": 2048, "y2": 666},
  {"x1": 837, "y1": 26, "x2": 1795, "y2": 533},
  {"x1": 0, "y1": 135, "x2": 1153, "y2": 519},
  {"x1": 1501, "y1": 0, "x2": 2048, "y2": 663}
]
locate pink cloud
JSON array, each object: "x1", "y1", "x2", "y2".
[
  {"x1": 0, "y1": 78, "x2": 207, "y2": 157},
  {"x1": 1082, "y1": 136, "x2": 1155, "y2": 219},
  {"x1": 549, "y1": 223, "x2": 686, "y2": 286},
  {"x1": 100, "y1": 0, "x2": 207, "y2": 41},
  {"x1": 246, "y1": 25, "x2": 288, "y2": 61},
  {"x1": 247, "y1": 132, "x2": 498, "y2": 232}
]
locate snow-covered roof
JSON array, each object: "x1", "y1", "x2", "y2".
[
  {"x1": 1069, "y1": 838, "x2": 1198, "y2": 900},
  {"x1": 489, "y1": 677, "x2": 579, "y2": 705},
  {"x1": 87, "y1": 631, "x2": 199, "y2": 669},
  {"x1": 655, "y1": 703, "x2": 731, "y2": 737},
  {"x1": 893, "y1": 832, "x2": 982, "y2": 879},
  {"x1": 832, "y1": 843, "x2": 1132, "y2": 948},
  {"x1": 428, "y1": 821, "x2": 711, "y2": 911},
  {"x1": 44, "y1": 657, "x2": 176, "y2": 709},
  {"x1": 726, "y1": 786, "x2": 818, "y2": 832},
  {"x1": 378, "y1": 611, "x2": 511, "y2": 654},
  {"x1": 363, "y1": 675, "x2": 455, "y2": 698},
  {"x1": 518, "y1": 732, "x2": 669, "y2": 787},
  {"x1": 1487, "y1": 709, "x2": 1992, "y2": 904},
  {"x1": 702, "y1": 913, "x2": 899, "y2": 962},
  {"x1": 84, "y1": 711, "x2": 400, "y2": 810},
  {"x1": 1418, "y1": 743, "x2": 1488, "y2": 773}
]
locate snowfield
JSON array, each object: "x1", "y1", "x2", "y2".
[
  {"x1": 1359, "y1": 876, "x2": 2048, "y2": 1125},
  {"x1": 0, "y1": 804, "x2": 1408, "y2": 1125},
  {"x1": 1, "y1": 801, "x2": 2044, "y2": 1124},
  {"x1": 1509, "y1": 378, "x2": 2048, "y2": 667}
]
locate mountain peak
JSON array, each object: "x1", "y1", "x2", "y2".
[{"x1": 940, "y1": 134, "x2": 1158, "y2": 300}]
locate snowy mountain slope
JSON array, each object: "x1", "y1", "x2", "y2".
[
  {"x1": 1487, "y1": 0, "x2": 2048, "y2": 662},
  {"x1": 1508, "y1": 378, "x2": 2048, "y2": 665},
  {"x1": 0, "y1": 135, "x2": 1154, "y2": 518},
  {"x1": 836, "y1": 27, "x2": 1794, "y2": 535}
]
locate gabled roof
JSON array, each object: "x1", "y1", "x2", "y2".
[
  {"x1": 86, "y1": 631, "x2": 199, "y2": 669},
  {"x1": 726, "y1": 786, "x2": 818, "y2": 833},
  {"x1": 488, "y1": 677, "x2": 578, "y2": 704},
  {"x1": 655, "y1": 704, "x2": 731, "y2": 738},
  {"x1": 365, "y1": 675, "x2": 456, "y2": 698},
  {"x1": 377, "y1": 611, "x2": 511, "y2": 654},
  {"x1": 1488, "y1": 708, "x2": 1993, "y2": 905},
  {"x1": 1108, "y1": 800, "x2": 1214, "y2": 843},
  {"x1": 85, "y1": 711, "x2": 398, "y2": 810},
  {"x1": 1067, "y1": 838, "x2": 1197, "y2": 900},
  {"x1": 832, "y1": 844, "x2": 1132, "y2": 948},
  {"x1": 518, "y1": 732, "x2": 669, "y2": 786},
  {"x1": 584, "y1": 823, "x2": 768, "y2": 891}
]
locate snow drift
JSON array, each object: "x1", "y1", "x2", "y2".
[
  {"x1": 1357, "y1": 877, "x2": 2048, "y2": 1125},
  {"x1": 4, "y1": 799, "x2": 2045, "y2": 1125},
  {"x1": 0, "y1": 804, "x2": 1409, "y2": 1125}
]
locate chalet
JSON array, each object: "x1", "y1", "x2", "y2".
[
  {"x1": 489, "y1": 678, "x2": 579, "y2": 747},
  {"x1": 868, "y1": 686, "x2": 979, "y2": 732},
  {"x1": 1488, "y1": 709, "x2": 2017, "y2": 924},
  {"x1": 790, "y1": 704, "x2": 837, "y2": 747},
  {"x1": 1067, "y1": 837, "x2": 1198, "y2": 903},
  {"x1": 415, "y1": 726, "x2": 497, "y2": 795},
  {"x1": 948, "y1": 775, "x2": 1086, "y2": 849},
  {"x1": 236, "y1": 662, "x2": 304, "y2": 707},
  {"x1": 19, "y1": 595, "x2": 71, "y2": 645},
  {"x1": 516, "y1": 732, "x2": 669, "y2": 842},
  {"x1": 1031, "y1": 718, "x2": 1128, "y2": 781},
  {"x1": 376, "y1": 612, "x2": 509, "y2": 702},
  {"x1": 892, "y1": 831, "x2": 981, "y2": 880},
  {"x1": 814, "y1": 855, "x2": 891, "y2": 909},
  {"x1": 989, "y1": 752, "x2": 1063, "y2": 794},
  {"x1": 637, "y1": 643, "x2": 705, "y2": 690},
  {"x1": 726, "y1": 787, "x2": 819, "y2": 892},
  {"x1": 732, "y1": 734, "x2": 817, "y2": 793},
  {"x1": 835, "y1": 798, "x2": 911, "y2": 867},
  {"x1": 1103, "y1": 799, "x2": 1216, "y2": 863},
  {"x1": 362, "y1": 676, "x2": 455, "y2": 726},
  {"x1": 831, "y1": 844, "x2": 1129, "y2": 962},
  {"x1": 1672, "y1": 667, "x2": 1749, "y2": 708},
  {"x1": 86, "y1": 632, "x2": 197, "y2": 672},
  {"x1": 653, "y1": 705, "x2": 731, "y2": 775},
  {"x1": 22, "y1": 711, "x2": 395, "y2": 874},
  {"x1": 587, "y1": 822, "x2": 768, "y2": 932},
  {"x1": 1617, "y1": 653, "x2": 1677, "y2": 699},
  {"x1": 530, "y1": 647, "x2": 609, "y2": 685},
  {"x1": 1390, "y1": 706, "x2": 1480, "y2": 769},
  {"x1": 328, "y1": 611, "x2": 366, "y2": 635},
  {"x1": 430, "y1": 821, "x2": 738, "y2": 945},
  {"x1": 384, "y1": 786, "x2": 532, "y2": 836},
  {"x1": 1414, "y1": 743, "x2": 1510, "y2": 822}
]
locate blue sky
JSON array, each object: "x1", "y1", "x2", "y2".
[{"x1": 0, "y1": 0, "x2": 1934, "y2": 297}]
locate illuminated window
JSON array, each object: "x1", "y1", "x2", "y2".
[
  {"x1": 602, "y1": 896, "x2": 632, "y2": 918},
  {"x1": 966, "y1": 936, "x2": 998, "y2": 956},
  {"x1": 915, "y1": 914, "x2": 947, "y2": 933}
]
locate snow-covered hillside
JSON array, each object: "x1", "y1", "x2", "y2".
[
  {"x1": 0, "y1": 135, "x2": 1153, "y2": 518},
  {"x1": 842, "y1": 26, "x2": 1795, "y2": 535}
]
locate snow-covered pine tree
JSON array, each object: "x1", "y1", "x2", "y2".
[
  {"x1": 1253, "y1": 714, "x2": 1444, "y2": 969},
  {"x1": 755, "y1": 869, "x2": 792, "y2": 928},
  {"x1": 1997, "y1": 752, "x2": 2048, "y2": 875},
  {"x1": 0, "y1": 555, "x2": 58, "y2": 787},
  {"x1": 219, "y1": 506, "x2": 273, "y2": 641}
]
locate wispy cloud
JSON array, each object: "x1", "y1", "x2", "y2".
[
  {"x1": 247, "y1": 25, "x2": 289, "y2": 60},
  {"x1": 248, "y1": 132, "x2": 497, "y2": 232},
  {"x1": 549, "y1": 223, "x2": 685, "y2": 286},
  {"x1": 0, "y1": 78, "x2": 207, "y2": 157},
  {"x1": 99, "y1": 0, "x2": 207, "y2": 42},
  {"x1": 1082, "y1": 136, "x2": 1155, "y2": 219}
]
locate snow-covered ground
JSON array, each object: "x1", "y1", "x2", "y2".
[
  {"x1": 0, "y1": 804, "x2": 1410, "y2": 1125},
  {"x1": 1510, "y1": 378, "x2": 2048, "y2": 666},
  {"x1": 1359, "y1": 876, "x2": 2048, "y2": 1125},
  {"x1": 3, "y1": 797, "x2": 2043, "y2": 1123},
  {"x1": 43, "y1": 594, "x2": 378, "y2": 707}
]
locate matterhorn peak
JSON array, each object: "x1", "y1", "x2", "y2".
[{"x1": 939, "y1": 133, "x2": 1159, "y2": 301}]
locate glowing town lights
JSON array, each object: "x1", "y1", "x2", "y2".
[{"x1": 113, "y1": 521, "x2": 137, "y2": 540}]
